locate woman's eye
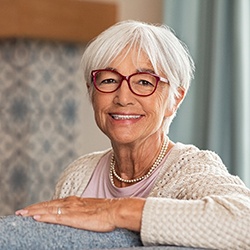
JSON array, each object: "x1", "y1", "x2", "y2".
[
  {"x1": 101, "y1": 78, "x2": 117, "y2": 84},
  {"x1": 138, "y1": 80, "x2": 154, "y2": 87}
]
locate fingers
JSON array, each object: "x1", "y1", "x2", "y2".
[
  {"x1": 32, "y1": 211, "x2": 114, "y2": 232},
  {"x1": 16, "y1": 198, "x2": 65, "y2": 216},
  {"x1": 15, "y1": 196, "x2": 93, "y2": 217},
  {"x1": 15, "y1": 196, "x2": 132, "y2": 232},
  {"x1": 15, "y1": 204, "x2": 58, "y2": 217},
  {"x1": 16, "y1": 198, "x2": 116, "y2": 232}
]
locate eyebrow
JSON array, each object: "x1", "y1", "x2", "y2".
[
  {"x1": 105, "y1": 67, "x2": 116, "y2": 71},
  {"x1": 102, "y1": 67, "x2": 169, "y2": 84},
  {"x1": 137, "y1": 68, "x2": 156, "y2": 74}
]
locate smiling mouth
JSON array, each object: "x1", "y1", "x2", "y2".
[{"x1": 110, "y1": 114, "x2": 142, "y2": 120}]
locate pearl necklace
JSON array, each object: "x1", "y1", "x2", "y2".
[{"x1": 110, "y1": 137, "x2": 169, "y2": 184}]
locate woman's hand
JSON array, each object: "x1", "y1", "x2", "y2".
[{"x1": 15, "y1": 196, "x2": 146, "y2": 232}]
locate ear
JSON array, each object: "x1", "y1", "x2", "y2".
[
  {"x1": 164, "y1": 87, "x2": 186, "y2": 117},
  {"x1": 175, "y1": 86, "x2": 186, "y2": 109}
]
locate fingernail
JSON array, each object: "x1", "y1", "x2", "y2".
[
  {"x1": 15, "y1": 209, "x2": 28, "y2": 216},
  {"x1": 33, "y1": 215, "x2": 41, "y2": 220}
]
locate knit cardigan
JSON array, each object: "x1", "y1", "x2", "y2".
[{"x1": 53, "y1": 143, "x2": 250, "y2": 250}]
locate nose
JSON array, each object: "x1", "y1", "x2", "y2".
[{"x1": 113, "y1": 79, "x2": 134, "y2": 106}]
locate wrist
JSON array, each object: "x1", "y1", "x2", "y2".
[{"x1": 112, "y1": 197, "x2": 146, "y2": 232}]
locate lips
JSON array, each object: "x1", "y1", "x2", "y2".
[{"x1": 110, "y1": 114, "x2": 142, "y2": 120}]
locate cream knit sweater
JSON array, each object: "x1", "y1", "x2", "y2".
[{"x1": 53, "y1": 143, "x2": 250, "y2": 250}]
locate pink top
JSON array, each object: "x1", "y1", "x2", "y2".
[{"x1": 82, "y1": 150, "x2": 171, "y2": 198}]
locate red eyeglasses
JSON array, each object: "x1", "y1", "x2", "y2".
[{"x1": 91, "y1": 69, "x2": 169, "y2": 97}]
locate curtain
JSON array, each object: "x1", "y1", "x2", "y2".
[{"x1": 164, "y1": 0, "x2": 250, "y2": 186}]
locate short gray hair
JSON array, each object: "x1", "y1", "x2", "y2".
[{"x1": 81, "y1": 20, "x2": 195, "y2": 133}]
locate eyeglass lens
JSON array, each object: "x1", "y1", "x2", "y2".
[{"x1": 93, "y1": 70, "x2": 158, "y2": 96}]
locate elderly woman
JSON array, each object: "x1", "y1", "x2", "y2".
[{"x1": 16, "y1": 20, "x2": 250, "y2": 249}]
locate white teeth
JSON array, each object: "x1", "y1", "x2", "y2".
[{"x1": 112, "y1": 114, "x2": 141, "y2": 120}]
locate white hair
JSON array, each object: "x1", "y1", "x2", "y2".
[{"x1": 81, "y1": 20, "x2": 195, "y2": 133}]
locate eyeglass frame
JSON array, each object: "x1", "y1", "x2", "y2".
[{"x1": 91, "y1": 69, "x2": 170, "y2": 97}]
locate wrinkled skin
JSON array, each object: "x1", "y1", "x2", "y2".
[{"x1": 16, "y1": 196, "x2": 146, "y2": 232}]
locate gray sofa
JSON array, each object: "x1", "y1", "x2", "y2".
[{"x1": 0, "y1": 215, "x2": 208, "y2": 250}]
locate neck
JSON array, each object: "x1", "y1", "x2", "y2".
[{"x1": 110, "y1": 135, "x2": 170, "y2": 186}]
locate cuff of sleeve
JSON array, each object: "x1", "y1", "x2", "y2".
[{"x1": 140, "y1": 197, "x2": 168, "y2": 246}]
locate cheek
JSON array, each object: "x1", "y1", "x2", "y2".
[
  {"x1": 92, "y1": 101, "x2": 105, "y2": 132},
  {"x1": 91, "y1": 92, "x2": 110, "y2": 121},
  {"x1": 91, "y1": 91, "x2": 103, "y2": 110}
]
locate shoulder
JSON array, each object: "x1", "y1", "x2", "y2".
[
  {"x1": 151, "y1": 142, "x2": 247, "y2": 198},
  {"x1": 168, "y1": 142, "x2": 227, "y2": 172},
  {"x1": 68, "y1": 149, "x2": 111, "y2": 171},
  {"x1": 159, "y1": 142, "x2": 231, "y2": 185},
  {"x1": 60, "y1": 149, "x2": 111, "y2": 179},
  {"x1": 53, "y1": 149, "x2": 111, "y2": 198}
]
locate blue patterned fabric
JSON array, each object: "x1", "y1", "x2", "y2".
[{"x1": 0, "y1": 39, "x2": 86, "y2": 215}]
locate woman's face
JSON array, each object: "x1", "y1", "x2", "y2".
[{"x1": 90, "y1": 48, "x2": 175, "y2": 145}]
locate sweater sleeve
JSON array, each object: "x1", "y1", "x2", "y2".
[
  {"x1": 141, "y1": 194, "x2": 250, "y2": 249},
  {"x1": 141, "y1": 145, "x2": 250, "y2": 249}
]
